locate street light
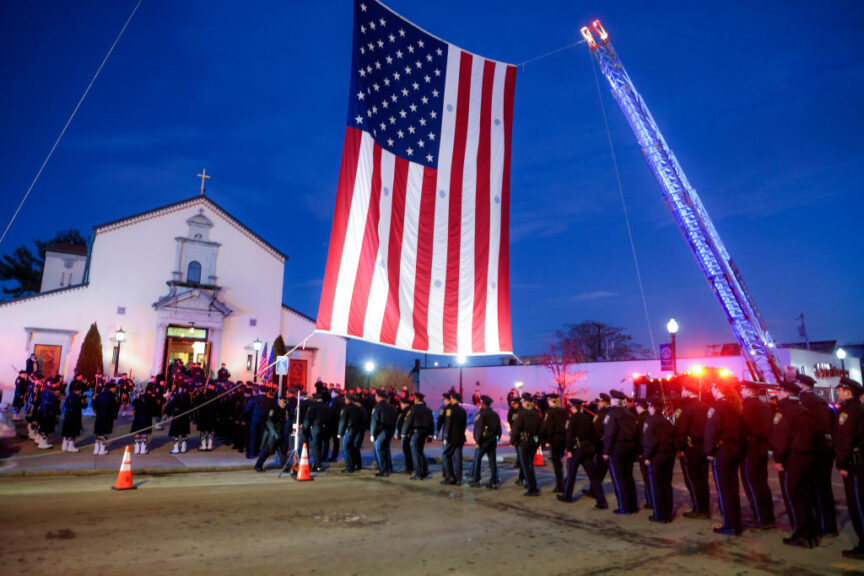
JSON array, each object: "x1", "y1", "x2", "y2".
[
  {"x1": 457, "y1": 355, "x2": 467, "y2": 399},
  {"x1": 114, "y1": 327, "x2": 126, "y2": 376},
  {"x1": 252, "y1": 339, "x2": 262, "y2": 382},
  {"x1": 364, "y1": 360, "x2": 376, "y2": 388},
  {"x1": 666, "y1": 318, "x2": 679, "y2": 375},
  {"x1": 837, "y1": 348, "x2": 847, "y2": 372}
]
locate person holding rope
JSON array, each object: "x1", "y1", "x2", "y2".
[{"x1": 60, "y1": 383, "x2": 84, "y2": 452}]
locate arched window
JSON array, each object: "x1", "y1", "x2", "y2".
[{"x1": 187, "y1": 261, "x2": 202, "y2": 284}]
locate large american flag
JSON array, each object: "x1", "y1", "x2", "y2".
[{"x1": 316, "y1": 0, "x2": 517, "y2": 355}]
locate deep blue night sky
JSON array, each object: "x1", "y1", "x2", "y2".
[{"x1": 1, "y1": 1, "x2": 862, "y2": 369}]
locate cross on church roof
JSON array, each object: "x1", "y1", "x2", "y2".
[{"x1": 197, "y1": 169, "x2": 210, "y2": 196}]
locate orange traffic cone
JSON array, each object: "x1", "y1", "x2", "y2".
[
  {"x1": 296, "y1": 443, "x2": 313, "y2": 482},
  {"x1": 112, "y1": 445, "x2": 137, "y2": 490},
  {"x1": 534, "y1": 446, "x2": 545, "y2": 466}
]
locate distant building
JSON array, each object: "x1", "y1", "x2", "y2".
[{"x1": 0, "y1": 194, "x2": 345, "y2": 397}]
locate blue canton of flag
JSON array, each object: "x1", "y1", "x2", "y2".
[{"x1": 348, "y1": 1, "x2": 447, "y2": 168}]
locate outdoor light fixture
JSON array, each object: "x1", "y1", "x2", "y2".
[
  {"x1": 666, "y1": 319, "x2": 679, "y2": 334},
  {"x1": 252, "y1": 338, "x2": 262, "y2": 382},
  {"x1": 113, "y1": 327, "x2": 126, "y2": 376},
  {"x1": 514, "y1": 381, "x2": 524, "y2": 389},
  {"x1": 457, "y1": 355, "x2": 467, "y2": 365},
  {"x1": 456, "y1": 355, "x2": 467, "y2": 398},
  {"x1": 838, "y1": 348, "x2": 847, "y2": 371},
  {"x1": 364, "y1": 361, "x2": 376, "y2": 373}
]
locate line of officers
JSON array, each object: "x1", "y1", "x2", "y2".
[{"x1": 520, "y1": 373, "x2": 864, "y2": 560}]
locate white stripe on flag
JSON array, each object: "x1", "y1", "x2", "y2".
[
  {"x1": 395, "y1": 162, "x2": 425, "y2": 349},
  {"x1": 485, "y1": 62, "x2": 508, "y2": 353},
  {"x1": 427, "y1": 46, "x2": 463, "y2": 354},
  {"x1": 456, "y1": 55, "x2": 484, "y2": 353},
  {"x1": 330, "y1": 132, "x2": 375, "y2": 335},
  {"x1": 363, "y1": 149, "x2": 396, "y2": 342}
]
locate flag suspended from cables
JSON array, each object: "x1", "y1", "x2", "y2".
[{"x1": 316, "y1": 0, "x2": 517, "y2": 355}]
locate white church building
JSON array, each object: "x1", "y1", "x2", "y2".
[{"x1": 0, "y1": 194, "x2": 345, "y2": 397}]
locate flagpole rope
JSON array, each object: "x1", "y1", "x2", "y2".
[
  {"x1": 589, "y1": 54, "x2": 658, "y2": 358},
  {"x1": 10, "y1": 330, "x2": 318, "y2": 463},
  {"x1": 517, "y1": 40, "x2": 585, "y2": 71},
  {"x1": 0, "y1": 0, "x2": 143, "y2": 247}
]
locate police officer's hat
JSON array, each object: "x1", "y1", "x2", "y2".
[
  {"x1": 442, "y1": 391, "x2": 452, "y2": 399},
  {"x1": 413, "y1": 392, "x2": 425, "y2": 401},
  {"x1": 609, "y1": 389, "x2": 627, "y2": 400},
  {"x1": 633, "y1": 398, "x2": 648, "y2": 408},
  {"x1": 374, "y1": 388, "x2": 387, "y2": 397},
  {"x1": 509, "y1": 395, "x2": 522, "y2": 404},
  {"x1": 647, "y1": 396, "x2": 664, "y2": 408},
  {"x1": 348, "y1": 393, "x2": 361, "y2": 402},
  {"x1": 569, "y1": 398, "x2": 585, "y2": 407},
  {"x1": 480, "y1": 395, "x2": 493, "y2": 405},
  {"x1": 778, "y1": 380, "x2": 801, "y2": 394},
  {"x1": 598, "y1": 392, "x2": 611, "y2": 403},
  {"x1": 520, "y1": 392, "x2": 533, "y2": 402},
  {"x1": 398, "y1": 395, "x2": 413, "y2": 404},
  {"x1": 547, "y1": 393, "x2": 560, "y2": 402},
  {"x1": 450, "y1": 392, "x2": 462, "y2": 403},
  {"x1": 838, "y1": 376, "x2": 863, "y2": 395},
  {"x1": 795, "y1": 373, "x2": 817, "y2": 387}
]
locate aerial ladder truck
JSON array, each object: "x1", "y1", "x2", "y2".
[{"x1": 581, "y1": 21, "x2": 784, "y2": 384}]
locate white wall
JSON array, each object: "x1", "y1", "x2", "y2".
[{"x1": 40, "y1": 251, "x2": 86, "y2": 292}]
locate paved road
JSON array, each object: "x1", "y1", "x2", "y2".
[{"x1": 2, "y1": 464, "x2": 862, "y2": 575}]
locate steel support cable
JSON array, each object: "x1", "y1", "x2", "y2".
[
  {"x1": 0, "y1": 0, "x2": 143, "y2": 247},
  {"x1": 589, "y1": 54, "x2": 658, "y2": 358}
]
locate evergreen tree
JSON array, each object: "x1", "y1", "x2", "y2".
[{"x1": 75, "y1": 323, "x2": 104, "y2": 382}]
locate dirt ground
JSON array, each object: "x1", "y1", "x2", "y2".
[{"x1": 1, "y1": 465, "x2": 862, "y2": 576}]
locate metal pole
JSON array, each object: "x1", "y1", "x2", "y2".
[
  {"x1": 459, "y1": 366, "x2": 463, "y2": 399},
  {"x1": 253, "y1": 349, "x2": 259, "y2": 383},
  {"x1": 114, "y1": 340, "x2": 121, "y2": 377},
  {"x1": 671, "y1": 332, "x2": 677, "y2": 375}
]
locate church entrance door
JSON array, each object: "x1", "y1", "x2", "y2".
[{"x1": 162, "y1": 326, "x2": 211, "y2": 380}]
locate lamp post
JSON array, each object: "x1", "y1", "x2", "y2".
[
  {"x1": 364, "y1": 360, "x2": 376, "y2": 389},
  {"x1": 252, "y1": 339, "x2": 262, "y2": 382},
  {"x1": 666, "y1": 318, "x2": 679, "y2": 375},
  {"x1": 457, "y1": 355, "x2": 467, "y2": 398},
  {"x1": 114, "y1": 327, "x2": 126, "y2": 376},
  {"x1": 837, "y1": 348, "x2": 847, "y2": 373}
]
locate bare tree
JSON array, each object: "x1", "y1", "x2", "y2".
[{"x1": 541, "y1": 330, "x2": 588, "y2": 400}]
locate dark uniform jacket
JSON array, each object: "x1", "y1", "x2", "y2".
[
  {"x1": 742, "y1": 396, "x2": 773, "y2": 443},
  {"x1": 642, "y1": 413, "x2": 675, "y2": 460},
  {"x1": 474, "y1": 407, "x2": 502, "y2": 445},
  {"x1": 370, "y1": 400, "x2": 398, "y2": 437},
  {"x1": 834, "y1": 397, "x2": 864, "y2": 471},
  {"x1": 61, "y1": 391, "x2": 84, "y2": 437},
  {"x1": 511, "y1": 407, "x2": 542, "y2": 443},
  {"x1": 404, "y1": 403, "x2": 435, "y2": 436},
  {"x1": 704, "y1": 397, "x2": 744, "y2": 457},
  {"x1": 769, "y1": 397, "x2": 816, "y2": 464},
  {"x1": 131, "y1": 393, "x2": 156, "y2": 433},
  {"x1": 565, "y1": 411, "x2": 596, "y2": 452},
  {"x1": 93, "y1": 389, "x2": 120, "y2": 435},
  {"x1": 542, "y1": 406, "x2": 568, "y2": 446},
  {"x1": 673, "y1": 397, "x2": 709, "y2": 451},
  {"x1": 442, "y1": 403, "x2": 467, "y2": 445},
  {"x1": 800, "y1": 389, "x2": 835, "y2": 450},
  {"x1": 593, "y1": 405, "x2": 610, "y2": 448},
  {"x1": 603, "y1": 406, "x2": 637, "y2": 455},
  {"x1": 338, "y1": 403, "x2": 367, "y2": 436}
]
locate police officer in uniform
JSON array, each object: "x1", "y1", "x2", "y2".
[
  {"x1": 370, "y1": 388, "x2": 398, "y2": 477},
  {"x1": 634, "y1": 399, "x2": 653, "y2": 511},
  {"x1": 338, "y1": 393, "x2": 366, "y2": 472},
  {"x1": 507, "y1": 396, "x2": 523, "y2": 475},
  {"x1": 542, "y1": 394, "x2": 569, "y2": 494},
  {"x1": 304, "y1": 392, "x2": 331, "y2": 471},
  {"x1": 404, "y1": 393, "x2": 434, "y2": 480},
  {"x1": 603, "y1": 389, "x2": 639, "y2": 514},
  {"x1": 705, "y1": 381, "x2": 745, "y2": 535},
  {"x1": 585, "y1": 392, "x2": 612, "y2": 497},
  {"x1": 441, "y1": 392, "x2": 468, "y2": 485},
  {"x1": 674, "y1": 385, "x2": 711, "y2": 519},
  {"x1": 396, "y1": 396, "x2": 414, "y2": 474},
  {"x1": 642, "y1": 397, "x2": 675, "y2": 522},
  {"x1": 797, "y1": 372, "x2": 838, "y2": 537},
  {"x1": 770, "y1": 379, "x2": 818, "y2": 548},
  {"x1": 511, "y1": 392, "x2": 542, "y2": 496},
  {"x1": 559, "y1": 399, "x2": 607, "y2": 508},
  {"x1": 740, "y1": 381, "x2": 776, "y2": 529},
  {"x1": 470, "y1": 395, "x2": 502, "y2": 489},
  {"x1": 834, "y1": 376, "x2": 864, "y2": 558}
]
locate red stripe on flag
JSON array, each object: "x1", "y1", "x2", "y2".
[
  {"x1": 472, "y1": 60, "x2": 495, "y2": 353},
  {"x1": 411, "y1": 166, "x2": 438, "y2": 351},
  {"x1": 443, "y1": 52, "x2": 474, "y2": 354},
  {"x1": 347, "y1": 143, "x2": 383, "y2": 337},
  {"x1": 317, "y1": 127, "x2": 363, "y2": 330},
  {"x1": 497, "y1": 66, "x2": 517, "y2": 352},
  {"x1": 380, "y1": 157, "x2": 409, "y2": 345}
]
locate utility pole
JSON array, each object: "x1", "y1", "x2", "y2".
[{"x1": 798, "y1": 314, "x2": 810, "y2": 350}]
